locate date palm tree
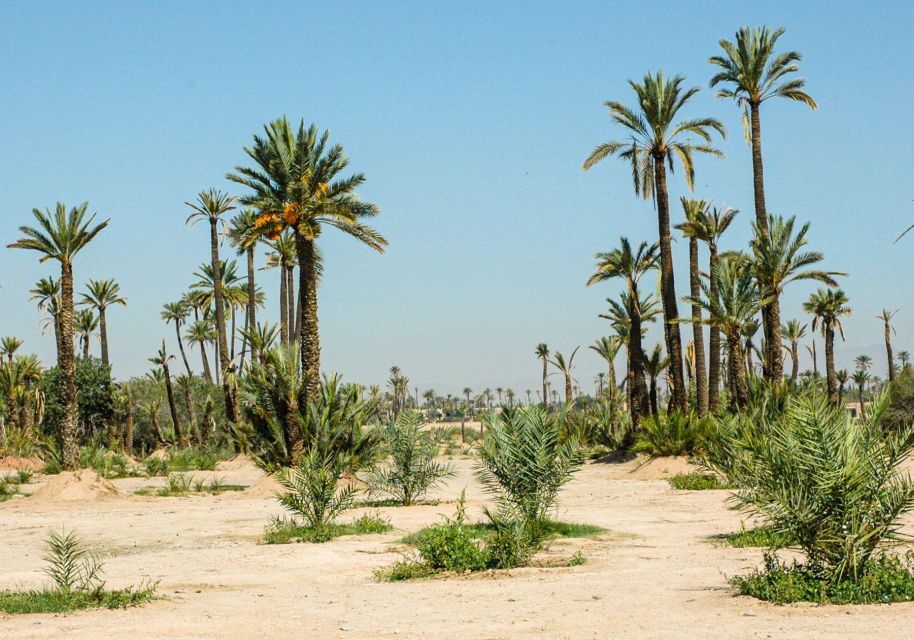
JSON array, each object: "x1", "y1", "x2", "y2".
[
  {"x1": 588, "y1": 237, "x2": 658, "y2": 426},
  {"x1": 228, "y1": 117, "x2": 386, "y2": 399},
  {"x1": 686, "y1": 255, "x2": 770, "y2": 409},
  {"x1": 877, "y1": 309, "x2": 897, "y2": 383},
  {"x1": 228, "y1": 208, "x2": 261, "y2": 363},
  {"x1": 186, "y1": 189, "x2": 239, "y2": 423},
  {"x1": 79, "y1": 278, "x2": 126, "y2": 369},
  {"x1": 836, "y1": 369, "x2": 849, "y2": 403},
  {"x1": 589, "y1": 336, "x2": 622, "y2": 402},
  {"x1": 149, "y1": 341, "x2": 185, "y2": 447},
  {"x1": 74, "y1": 309, "x2": 98, "y2": 359},
  {"x1": 781, "y1": 319, "x2": 807, "y2": 386},
  {"x1": 750, "y1": 214, "x2": 842, "y2": 381},
  {"x1": 535, "y1": 344, "x2": 550, "y2": 410},
  {"x1": 851, "y1": 369, "x2": 869, "y2": 419},
  {"x1": 899, "y1": 351, "x2": 911, "y2": 372},
  {"x1": 584, "y1": 72, "x2": 725, "y2": 412},
  {"x1": 855, "y1": 355, "x2": 873, "y2": 373},
  {"x1": 8, "y1": 202, "x2": 108, "y2": 469},
  {"x1": 548, "y1": 347, "x2": 579, "y2": 406},
  {"x1": 1, "y1": 337, "x2": 23, "y2": 364},
  {"x1": 675, "y1": 198, "x2": 711, "y2": 415},
  {"x1": 710, "y1": 25, "x2": 817, "y2": 374},
  {"x1": 803, "y1": 289, "x2": 851, "y2": 405},
  {"x1": 186, "y1": 319, "x2": 216, "y2": 384},
  {"x1": 30, "y1": 277, "x2": 63, "y2": 354},
  {"x1": 239, "y1": 321, "x2": 278, "y2": 366},
  {"x1": 161, "y1": 301, "x2": 193, "y2": 376}
]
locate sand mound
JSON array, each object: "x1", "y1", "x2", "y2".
[
  {"x1": 0, "y1": 456, "x2": 45, "y2": 472},
  {"x1": 29, "y1": 470, "x2": 121, "y2": 502},
  {"x1": 147, "y1": 447, "x2": 169, "y2": 461},
  {"x1": 216, "y1": 453, "x2": 257, "y2": 471},
  {"x1": 243, "y1": 473, "x2": 286, "y2": 498}
]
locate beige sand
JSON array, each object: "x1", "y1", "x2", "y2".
[
  {"x1": 1, "y1": 457, "x2": 913, "y2": 639},
  {"x1": 26, "y1": 470, "x2": 120, "y2": 502},
  {"x1": 0, "y1": 455, "x2": 45, "y2": 472}
]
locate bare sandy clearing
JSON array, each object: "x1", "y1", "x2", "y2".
[{"x1": 1, "y1": 458, "x2": 912, "y2": 639}]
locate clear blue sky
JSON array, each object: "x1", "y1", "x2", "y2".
[{"x1": 1, "y1": 1, "x2": 912, "y2": 396}]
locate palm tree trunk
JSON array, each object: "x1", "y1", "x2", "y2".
[
  {"x1": 652, "y1": 158, "x2": 686, "y2": 411},
  {"x1": 82, "y1": 334, "x2": 89, "y2": 360},
  {"x1": 199, "y1": 341, "x2": 213, "y2": 384},
  {"x1": 858, "y1": 384, "x2": 866, "y2": 420},
  {"x1": 811, "y1": 340, "x2": 818, "y2": 379},
  {"x1": 825, "y1": 325, "x2": 838, "y2": 404},
  {"x1": 278, "y1": 258, "x2": 289, "y2": 344},
  {"x1": 287, "y1": 266, "x2": 295, "y2": 342},
  {"x1": 790, "y1": 343, "x2": 799, "y2": 385},
  {"x1": 629, "y1": 285, "x2": 650, "y2": 432},
  {"x1": 246, "y1": 245, "x2": 257, "y2": 362},
  {"x1": 707, "y1": 248, "x2": 722, "y2": 412},
  {"x1": 58, "y1": 261, "x2": 79, "y2": 470},
  {"x1": 727, "y1": 332, "x2": 749, "y2": 409},
  {"x1": 648, "y1": 377, "x2": 658, "y2": 417},
  {"x1": 296, "y1": 236, "x2": 321, "y2": 400},
  {"x1": 541, "y1": 360, "x2": 548, "y2": 410},
  {"x1": 766, "y1": 294, "x2": 784, "y2": 382},
  {"x1": 125, "y1": 402, "x2": 134, "y2": 454},
  {"x1": 183, "y1": 383, "x2": 199, "y2": 444},
  {"x1": 174, "y1": 321, "x2": 192, "y2": 376},
  {"x1": 564, "y1": 374, "x2": 572, "y2": 405},
  {"x1": 688, "y1": 238, "x2": 707, "y2": 416},
  {"x1": 885, "y1": 321, "x2": 895, "y2": 383},
  {"x1": 209, "y1": 220, "x2": 236, "y2": 423},
  {"x1": 607, "y1": 359, "x2": 617, "y2": 403},
  {"x1": 230, "y1": 306, "x2": 236, "y2": 361},
  {"x1": 99, "y1": 308, "x2": 109, "y2": 368},
  {"x1": 163, "y1": 363, "x2": 185, "y2": 447}
]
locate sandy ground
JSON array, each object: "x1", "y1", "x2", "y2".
[{"x1": 1, "y1": 455, "x2": 913, "y2": 639}]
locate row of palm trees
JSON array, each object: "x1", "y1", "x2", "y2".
[{"x1": 583, "y1": 25, "x2": 818, "y2": 413}]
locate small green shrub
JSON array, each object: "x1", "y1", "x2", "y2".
[
  {"x1": 732, "y1": 552, "x2": 914, "y2": 604},
  {"x1": 263, "y1": 513, "x2": 392, "y2": 544},
  {"x1": 634, "y1": 411, "x2": 711, "y2": 456},
  {"x1": 413, "y1": 496, "x2": 487, "y2": 572},
  {"x1": 362, "y1": 412, "x2": 455, "y2": 506},
  {"x1": 667, "y1": 471, "x2": 733, "y2": 490},
  {"x1": 722, "y1": 525, "x2": 793, "y2": 549},
  {"x1": 144, "y1": 456, "x2": 170, "y2": 477},
  {"x1": 0, "y1": 529, "x2": 157, "y2": 614},
  {"x1": 567, "y1": 550, "x2": 587, "y2": 566}
]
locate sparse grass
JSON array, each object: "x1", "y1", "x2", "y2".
[
  {"x1": 374, "y1": 560, "x2": 437, "y2": 582},
  {"x1": 732, "y1": 552, "x2": 914, "y2": 604},
  {"x1": 667, "y1": 471, "x2": 734, "y2": 491},
  {"x1": 719, "y1": 525, "x2": 794, "y2": 548},
  {"x1": 0, "y1": 585, "x2": 157, "y2": 614},
  {"x1": 400, "y1": 519, "x2": 606, "y2": 546},
  {"x1": 263, "y1": 513, "x2": 392, "y2": 544},
  {"x1": 134, "y1": 474, "x2": 243, "y2": 497}
]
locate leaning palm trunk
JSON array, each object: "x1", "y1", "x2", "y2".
[
  {"x1": 296, "y1": 236, "x2": 321, "y2": 401},
  {"x1": 653, "y1": 160, "x2": 686, "y2": 411},
  {"x1": 707, "y1": 249, "x2": 722, "y2": 412},
  {"x1": 59, "y1": 262, "x2": 79, "y2": 470},
  {"x1": 688, "y1": 237, "x2": 707, "y2": 415}
]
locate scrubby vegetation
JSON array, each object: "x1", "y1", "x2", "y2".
[
  {"x1": 0, "y1": 529, "x2": 156, "y2": 614},
  {"x1": 667, "y1": 471, "x2": 733, "y2": 491}
]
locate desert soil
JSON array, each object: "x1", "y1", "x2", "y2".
[{"x1": 1, "y1": 454, "x2": 913, "y2": 639}]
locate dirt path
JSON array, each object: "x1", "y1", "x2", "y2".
[{"x1": 1, "y1": 457, "x2": 912, "y2": 639}]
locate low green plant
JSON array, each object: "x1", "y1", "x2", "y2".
[
  {"x1": 732, "y1": 552, "x2": 914, "y2": 604},
  {"x1": 721, "y1": 524, "x2": 793, "y2": 549},
  {"x1": 412, "y1": 495, "x2": 488, "y2": 571},
  {"x1": 362, "y1": 412, "x2": 455, "y2": 506},
  {"x1": 634, "y1": 411, "x2": 711, "y2": 456},
  {"x1": 264, "y1": 513, "x2": 392, "y2": 544},
  {"x1": 667, "y1": 471, "x2": 733, "y2": 490},
  {"x1": 274, "y1": 448, "x2": 357, "y2": 535},
  {"x1": 567, "y1": 550, "x2": 587, "y2": 566},
  {"x1": 144, "y1": 456, "x2": 169, "y2": 477},
  {"x1": 0, "y1": 529, "x2": 157, "y2": 614}
]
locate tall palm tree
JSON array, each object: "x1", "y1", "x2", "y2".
[
  {"x1": 535, "y1": 343, "x2": 550, "y2": 410},
  {"x1": 851, "y1": 369, "x2": 869, "y2": 419},
  {"x1": 9, "y1": 202, "x2": 108, "y2": 469},
  {"x1": 548, "y1": 347, "x2": 580, "y2": 406},
  {"x1": 228, "y1": 208, "x2": 261, "y2": 363},
  {"x1": 79, "y1": 278, "x2": 126, "y2": 369},
  {"x1": 803, "y1": 289, "x2": 851, "y2": 405},
  {"x1": 149, "y1": 341, "x2": 185, "y2": 447},
  {"x1": 686, "y1": 255, "x2": 769, "y2": 409},
  {"x1": 602, "y1": 292, "x2": 661, "y2": 409},
  {"x1": 587, "y1": 237, "x2": 658, "y2": 426},
  {"x1": 675, "y1": 198, "x2": 710, "y2": 415},
  {"x1": 185, "y1": 189, "x2": 239, "y2": 423},
  {"x1": 644, "y1": 344, "x2": 669, "y2": 417},
  {"x1": 877, "y1": 309, "x2": 897, "y2": 383},
  {"x1": 855, "y1": 354, "x2": 873, "y2": 373},
  {"x1": 899, "y1": 351, "x2": 911, "y2": 371},
  {"x1": 30, "y1": 277, "x2": 63, "y2": 353},
  {"x1": 186, "y1": 319, "x2": 216, "y2": 384},
  {"x1": 161, "y1": 301, "x2": 193, "y2": 376},
  {"x1": 584, "y1": 72, "x2": 725, "y2": 412},
  {"x1": 74, "y1": 309, "x2": 98, "y2": 359},
  {"x1": 589, "y1": 336, "x2": 622, "y2": 402},
  {"x1": 710, "y1": 25, "x2": 817, "y2": 373},
  {"x1": 228, "y1": 117, "x2": 386, "y2": 399},
  {"x1": 750, "y1": 214, "x2": 842, "y2": 381},
  {"x1": 780, "y1": 319, "x2": 807, "y2": 385}
]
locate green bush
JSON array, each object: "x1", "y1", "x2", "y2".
[
  {"x1": 633, "y1": 411, "x2": 711, "y2": 456},
  {"x1": 703, "y1": 391, "x2": 914, "y2": 580},
  {"x1": 264, "y1": 513, "x2": 392, "y2": 544},
  {"x1": 721, "y1": 525, "x2": 793, "y2": 549},
  {"x1": 414, "y1": 496, "x2": 487, "y2": 571},
  {"x1": 732, "y1": 552, "x2": 914, "y2": 604},
  {"x1": 275, "y1": 449, "x2": 357, "y2": 532},
  {"x1": 563, "y1": 398, "x2": 632, "y2": 450},
  {"x1": 362, "y1": 412, "x2": 455, "y2": 506},
  {"x1": 667, "y1": 471, "x2": 733, "y2": 490}
]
